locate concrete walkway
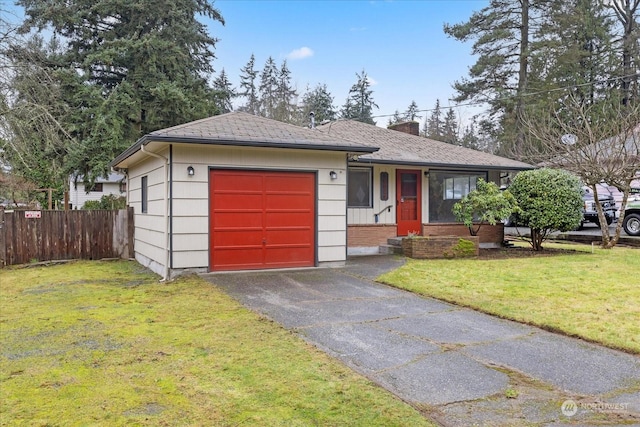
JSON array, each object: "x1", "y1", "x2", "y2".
[{"x1": 204, "y1": 256, "x2": 640, "y2": 426}]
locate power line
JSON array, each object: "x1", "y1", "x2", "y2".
[{"x1": 372, "y1": 72, "x2": 640, "y2": 119}]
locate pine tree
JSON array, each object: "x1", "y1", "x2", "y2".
[
  {"x1": 606, "y1": 0, "x2": 640, "y2": 106},
  {"x1": 212, "y1": 68, "x2": 236, "y2": 114},
  {"x1": 460, "y1": 122, "x2": 481, "y2": 150},
  {"x1": 274, "y1": 60, "x2": 297, "y2": 123},
  {"x1": 388, "y1": 110, "x2": 404, "y2": 126},
  {"x1": 425, "y1": 99, "x2": 444, "y2": 140},
  {"x1": 388, "y1": 101, "x2": 421, "y2": 126},
  {"x1": 442, "y1": 108, "x2": 459, "y2": 145},
  {"x1": 15, "y1": 0, "x2": 225, "y2": 182},
  {"x1": 531, "y1": 0, "x2": 614, "y2": 109},
  {"x1": 405, "y1": 100, "x2": 421, "y2": 121},
  {"x1": 239, "y1": 54, "x2": 260, "y2": 115},
  {"x1": 340, "y1": 69, "x2": 378, "y2": 124},
  {"x1": 444, "y1": 0, "x2": 549, "y2": 158},
  {"x1": 259, "y1": 56, "x2": 278, "y2": 119},
  {"x1": 298, "y1": 83, "x2": 336, "y2": 126}
]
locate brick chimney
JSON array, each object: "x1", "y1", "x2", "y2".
[{"x1": 388, "y1": 121, "x2": 419, "y2": 136}]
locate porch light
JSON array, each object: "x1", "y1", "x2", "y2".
[
  {"x1": 329, "y1": 171, "x2": 338, "y2": 180},
  {"x1": 187, "y1": 166, "x2": 195, "y2": 176}
]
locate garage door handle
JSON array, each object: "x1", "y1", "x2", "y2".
[{"x1": 262, "y1": 238, "x2": 267, "y2": 245}]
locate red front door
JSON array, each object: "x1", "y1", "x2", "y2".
[
  {"x1": 396, "y1": 170, "x2": 422, "y2": 236},
  {"x1": 209, "y1": 169, "x2": 316, "y2": 271}
]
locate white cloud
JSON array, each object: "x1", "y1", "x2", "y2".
[
  {"x1": 367, "y1": 76, "x2": 378, "y2": 86},
  {"x1": 286, "y1": 47, "x2": 314, "y2": 60}
]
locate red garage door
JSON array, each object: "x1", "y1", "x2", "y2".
[{"x1": 209, "y1": 169, "x2": 316, "y2": 271}]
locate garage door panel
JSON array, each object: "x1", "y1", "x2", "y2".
[
  {"x1": 212, "y1": 248, "x2": 265, "y2": 269},
  {"x1": 210, "y1": 169, "x2": 316, "y2": 271},
  {"x1": 213, "y1": 212, "x2": 263, "y2": 228},
  {"x1": 265, "y1": 195, "x2": 313, "y2": 209},
  {"x1": 213, "y1": 193, "x2": 263, "y2": 205},
  {"x1": 265, "y1": 212, "x2": 313, "y2": 227},
  {"x1": 265, "y1": 174, "x2": 310, "y2": 187},
  {"x1": 213, "y1": 229, "x2": 263, "y2": 246},
  {"x1": 264, "y1": 247, "x2": 314, "y2": 266},
  {"x1": 265, "y1": 228, "x2": 313, "y2": 244},
  {"x1": 214, "y1": 173, "x2": 263, "y2": 190}
]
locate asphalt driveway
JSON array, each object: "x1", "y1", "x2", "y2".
[{"x1": 204, "y1": 256, "x2": 640, "y2": 426}]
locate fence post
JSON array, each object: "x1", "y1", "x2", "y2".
[{"x1": 0, "y1": 210, "x2": 5, "y2": 267}]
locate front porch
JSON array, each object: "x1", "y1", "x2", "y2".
[{"x1": 347, "y1": 223, "x2": 505, "y2": 255}]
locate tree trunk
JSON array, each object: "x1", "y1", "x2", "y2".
[
  {"x1": 531, "y1": 228, "x2": 544, "y2": 251},
  {"x1": 515, "y1": 0, "x2": 530, "y2": 159}
]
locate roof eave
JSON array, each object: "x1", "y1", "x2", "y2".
[
  {"x1": 110, "y1": 135, "x2": 378, "y2": 169},
  {"x1": 353, "y1": 158, "x2": 535, "y2": 171}
]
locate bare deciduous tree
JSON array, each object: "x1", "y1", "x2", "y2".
[{"x1": 523, "y1": 94, "x2": 640, "y2": 248}]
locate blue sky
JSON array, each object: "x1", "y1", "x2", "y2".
[
  {"x1": 209, "y1": 0, "x2": 489, "y2": 127},
  {"x1": 6, "y1": 0, "x2": 489, "y2": 128}
]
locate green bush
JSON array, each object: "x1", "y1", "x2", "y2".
[
  {"x1": 82, "y1": 194, "x2": 126, "y2": 210},
  {"x1": 452, "y1": 178, "x2": 518, "y2": 236},
  {"x1": 509, "y1": 168, "x2": 583, "y2": 250}
]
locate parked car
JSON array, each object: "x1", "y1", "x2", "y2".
[
  {"x1": 622, "y1": 196, "x2": 640, "y2": 236},
  {"x1": 579, "y1": 192, "x2": 616, "y2": 229}
]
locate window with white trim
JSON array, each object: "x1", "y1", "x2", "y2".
[{"x1": 348, "y1": 167, "x2": 372, "y2": 207}]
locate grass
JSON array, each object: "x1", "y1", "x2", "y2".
[
  {"x1": 0, "y1": 260, "x2": 434, "y2": 426},
  {"x1": 378, "y1": 241, "x2": 640, "y2": 354}
]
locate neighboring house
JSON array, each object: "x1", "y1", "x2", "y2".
[
  {"x1": 69, "y1": 172, "x2": 126, "y2": 209},
  {"x1": 110, "y1": 112, "x2": 533, "y2": 279}
]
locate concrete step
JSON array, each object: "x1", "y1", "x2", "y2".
[
  {"x1": 379, "y1": 244, "x2": 403, "y2": 255},
  {"x1": 387, "y1": 237, "x2": 403, "y2": 247}
]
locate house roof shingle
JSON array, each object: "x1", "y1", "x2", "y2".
[
  {"x1": 111, "y1": 112, "x2": 377, "y2": 167},
  {"x1": 317, "y1": 120, "x2": 534, "y2": 170},
  {"x1": 111, "y1": 112, "x2": 534, "y2": 171}
]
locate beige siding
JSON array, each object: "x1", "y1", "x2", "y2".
[
  {"x1": 171, "y1": 145, "x2": 348, "y2": 269},
  {"x1": 348, "y1": 165, "x2": 429, "y2": 226},
  {"x1": 172, "y1": 250, "x2": 208, "y2": 269},
  {"x1": 127, "y1": 150, "x2": 169, "y2": 277}
]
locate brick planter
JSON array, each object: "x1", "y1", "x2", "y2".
[{"x1": 401, "y1": 236, "x2": 479, "y2": 259}]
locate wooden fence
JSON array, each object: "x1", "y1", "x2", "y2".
[{"x1": 0, "y1": 207, "x2": 134, "y2": 267}]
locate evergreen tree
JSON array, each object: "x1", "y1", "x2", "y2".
[
  {"x1": 388, "y1": 110, "x2": 404, "y2": 126},
  {"x1": 460, "y1": 122, "x2": 481, "y2": 150},
  {"x1": 259, "y1": 56, "x2": 278, "y2": 119},
  {"x1": 298, "y1": 83, "x2": 336, "y2": 126},
  {"x1": 405, "y1": 100, "x2": 421, "y2": 121},
  {"x1": 531, "y1": 0, "x2": 614, "y2": 109},
  {"x1": 425, "y1": 99, "x2": 444, "y2": 140},
  {"x1": 212, "y1": 68, "x2": 236, "y2": 113},
  {"x1": 442, "y1": 108, "x2": 459, "y2": 145},
  {"x1": 444, "y1": 0, "x2": 549, "y2": 158},
  {"x1": 340, "y1": 69, "x2": 378, "y2": 124},
  {"x1": 274, "y1": 60, "x2": 297, "y2": 123},
  {"x1": 238, "y1": 54, "x2": 260, "y2": 115},
  {"x1": 388, "y1": 101, "x2": 421, "y2": 126},
  {"x1": 16, "y1": 0, "x2": 225, "y2": 182},
  {"x1": 605, "y1": 0, "x2": 639, "y2": 106}
]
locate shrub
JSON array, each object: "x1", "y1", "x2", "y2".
[
  {"x1": 82, "y1": 194, "x2": 126, "y2": 210},
  {"x1": 452, "y1": 178, "x2": 518, "y2": 236},
  {"x1": 509, "y1": 168, "x2": 583, "y2": 250}
]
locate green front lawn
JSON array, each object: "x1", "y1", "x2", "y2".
[
  {"x1": 379, "y1": 242, "x2": 640, "y2": 354},
  {"x1": 0, "y1": 261, "x2": 433, "y2": 426}
]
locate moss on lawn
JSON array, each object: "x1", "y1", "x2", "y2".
[{"x1": 0, "y1": 261, "x2": 434, "y2": 426}]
